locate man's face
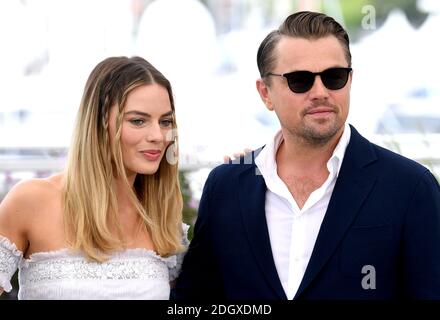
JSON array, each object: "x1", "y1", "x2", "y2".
[{"x1": 257, "y1": 35, "x2": 351, "y2": 145}]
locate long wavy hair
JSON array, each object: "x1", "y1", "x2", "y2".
[{"x1": 62, "y1": 56, "x2": 183, "y2": 262}]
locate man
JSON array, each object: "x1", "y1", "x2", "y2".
[{"x1": 173, "y1": 11, "x2": 440, "y2": 299}]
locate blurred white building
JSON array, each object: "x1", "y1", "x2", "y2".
[{"x1": 1, "y1": 0, "x2": 439, "y2": 198}]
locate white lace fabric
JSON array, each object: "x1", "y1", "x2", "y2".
[
  {"x1": 0, "y1": 236, "x2": 22, "y2": 292},
  {"x1": 0, "y1": 223, "x2": 189, "y2": 299}
]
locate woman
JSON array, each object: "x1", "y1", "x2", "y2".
[{"x1": 0, "y1": 56, "x2": 188, "y2": 299}]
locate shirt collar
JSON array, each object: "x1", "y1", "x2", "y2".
[
  {"x1": 255, "y1": 123, "x2": 351, "y2": 179},
  {"x1": 330, "y1": 122, "x2": 351, "y2": 177}
]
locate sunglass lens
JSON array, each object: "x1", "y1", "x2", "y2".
[
  {"x1": 322, "y1": 68, "x2": 350, "y2": 90},
  {"x1": 286, "y1": 71, "x2": 315, "y2": 93}
]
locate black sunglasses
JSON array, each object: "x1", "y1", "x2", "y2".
[{"x1": 266, "y1": 67, "x2": 352, "y2": 93}]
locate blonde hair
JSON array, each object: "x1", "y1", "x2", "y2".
[{"x1": 63, "y1": 56, "x2": 183, "y2": 262}]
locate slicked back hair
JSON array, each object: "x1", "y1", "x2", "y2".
[{"x1": 257, "y1": 11, "x2": 351, "y2": 82}]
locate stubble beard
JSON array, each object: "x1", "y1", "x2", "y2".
[
  {"x1": 298, "y1": 118, "x2": 342, "y2": 147},
  {"x1": 287, "y1": 105, "x2": 343, "y2": 147}
]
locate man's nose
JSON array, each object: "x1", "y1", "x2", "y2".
[{"x1": 308, "y1": 75, "x2": 330, "y2": 99}]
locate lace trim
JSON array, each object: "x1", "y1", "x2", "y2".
[
  {"x1": 181, "y1": 223, "x2": 190, "y2": 247},
  {"x1": 20, "y1": 253, "x2": 171, "y2": 287},
  {"x1": 168, "y1": 223, "x2": 190, "y2": 281},
  {"x1": 0, "y1": 235, "x2": 24, "y2": 257},
  {"x1": 0, "y1": 235, "x2": 23, "y2": 292},
  {"x1": 0, "y1": 276, "x2": 12, "y2": 293},
  {"x1": 22, "y1": 247, "x2": 177, "y2": 268}
]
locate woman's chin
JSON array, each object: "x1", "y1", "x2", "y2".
[{"x1": 136, "y1": 165, "x2": 161, "y2": 175}]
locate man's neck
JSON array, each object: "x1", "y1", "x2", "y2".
[
  {"x1": 276, "y1": 127, "x2": 344, "y2": 173},
  {"x1": 275, "y1": 126, "x2": 345, "y2": 209}
]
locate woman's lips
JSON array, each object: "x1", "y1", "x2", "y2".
[{"x1": 140, "y1": 150, "x2": 161, "y2": 161}]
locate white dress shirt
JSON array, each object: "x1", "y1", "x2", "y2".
[{"x1": 255, "y1": 123, "x2": 351, "y2": 299}]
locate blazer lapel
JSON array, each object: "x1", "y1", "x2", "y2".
[
  {"x1": 294, "y1": 126, "x2": 378, "y2": 299},
  {"x1": 238, "y1": 165, "x2": 287, "y2": 299}
]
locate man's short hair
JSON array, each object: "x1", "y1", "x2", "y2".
[{"x1": 257, "y1": 11, "x2": 352, "y2": 81}]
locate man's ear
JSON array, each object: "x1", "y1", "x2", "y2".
[{"x1": 256, "y1": 78, "x2": 274, "y2": 111}]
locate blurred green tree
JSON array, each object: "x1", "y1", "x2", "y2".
[{"x1": 179, "y1": 170, "x2": 197, "y2": 241}]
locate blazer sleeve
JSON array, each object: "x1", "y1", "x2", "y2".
[
  {"x1": 171, "y1": 169, "x2": 225, "y2": 300},
  {"x1": 403, "y1": 170, "x2": 440, "y2": 299}
]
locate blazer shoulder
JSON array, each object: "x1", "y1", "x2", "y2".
[
  {"x1": 371, "y1": 142, "x2": 430, "y2": 176},
  {"x1": 206, "y1": 147, "x2": 264, "y2": 189},
  {"x1": 348, "y1": 126, "x2": 434, "y2": 186}
]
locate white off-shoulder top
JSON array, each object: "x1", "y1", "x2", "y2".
[{"x1": 0, "y1": 224, "x2": 189, "y2": 300}]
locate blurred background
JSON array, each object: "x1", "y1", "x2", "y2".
[{"x1": 1, "y1": 0, "x2": 440, "y2": 299}]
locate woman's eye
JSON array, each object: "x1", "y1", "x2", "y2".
[
  {"x1": 160, "y1": 119, "x2": 173, "y2": 127},
  {"x1": 130, "y1": 119, "x2": 145, "y2": 126}
]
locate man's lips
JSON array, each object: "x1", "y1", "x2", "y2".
[{"x1": 306, "y1": 107, "x2": 335, "y2": 115}]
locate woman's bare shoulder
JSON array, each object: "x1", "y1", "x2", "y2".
[
  {"x1": 2, "y1": 173, "x2": 63, "y2": 204},
  {"x1": 0, "y1": 173, "x2": 64, "y2": 247}
]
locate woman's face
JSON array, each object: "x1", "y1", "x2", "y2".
[{"x1": 108, "y1": 83, "x2": 174, "y2": 178}]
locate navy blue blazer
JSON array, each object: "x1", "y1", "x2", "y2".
[{"x1": 173, "y1": 125, "x2": 440, "y2": 300}]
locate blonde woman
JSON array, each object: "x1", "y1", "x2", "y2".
[{"x1": 0, "y1": 56, "x2": 188, "y2": 299}]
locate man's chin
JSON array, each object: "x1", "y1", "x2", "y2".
[{"x1": 302, "y1": 124, "x2": 342, "y2": 145}]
